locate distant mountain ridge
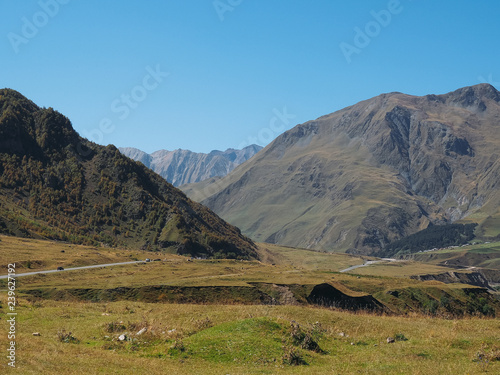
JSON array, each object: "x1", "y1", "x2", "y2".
[
  {"x1": 119, "y1": 145, "x2": 262, "y2": 187},
  {"x1": 186, "y1": 84, "x2": 500, "y2": 255},
  {"x1": 0, "y1": 88, "x2": 256, "y2": 259}
]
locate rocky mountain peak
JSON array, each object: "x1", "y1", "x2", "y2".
[
  {"x1": 189, "y1": 84, "x2": 500, "y2": 255},
  {"x1": 441, "y1": 83, "x2": 500, "y2": 110},
  {"x1": 120, "y1": 144, "x2": 262, "y2": 187}
]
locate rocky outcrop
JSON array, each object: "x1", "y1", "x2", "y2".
[
  {"x1": 410, "y1": 271, "x2": 492, "y2": 289},
  {"x1": 480, "y1": 269, "x2": 500, "y2": 284}
]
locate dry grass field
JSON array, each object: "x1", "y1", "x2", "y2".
[
  {"x1": 0, "y1": 299, "x2": 499, "y2": 374},
  {"x1": 1, "y1": 236, "x2": 499, "y2": 374}
]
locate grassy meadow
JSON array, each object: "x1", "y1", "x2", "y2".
[
  {"x1": 1, "y1": 236, "x2": 499, "y2": 374},
  {"x1": 0, "y1": 299, "x2": 499, "y2": 374}
]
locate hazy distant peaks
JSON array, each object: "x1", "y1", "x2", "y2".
[{"x1": 119, "y1": 144, "x2": 263, "y2": 186}]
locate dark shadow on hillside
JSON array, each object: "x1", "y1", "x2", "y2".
[{"x1": 306, "y1": 283, "x2": 385, "y2": 312}]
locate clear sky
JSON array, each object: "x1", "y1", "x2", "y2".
[{"x1": 1, "y1": 0, "x2": 499, "y2": 153}]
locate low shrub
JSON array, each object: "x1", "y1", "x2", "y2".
[{"x1": 57, "y1": 329, "x2": 80, "y2": 344}]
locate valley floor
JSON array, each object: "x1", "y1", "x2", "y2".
[{"x1": 1, "y1": 236, "x2": 499, "y2": 374}]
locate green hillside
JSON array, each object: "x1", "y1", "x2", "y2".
[{"x1": 0, "y1": 89, "x2": 256, "y2": 259}]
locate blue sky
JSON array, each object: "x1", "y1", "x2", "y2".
[{"x1": 1, "y1": 0, "x2": 499, "y2": 153}]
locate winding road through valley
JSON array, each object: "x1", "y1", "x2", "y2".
[
  {"x1": 339, "y1": 258, "x2": 398, "y2": 273},
  {"x1": 0, "y1": 260, "x2": 146, "y2": 279}
]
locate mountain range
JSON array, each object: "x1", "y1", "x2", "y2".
[
  {"x1": 186, "y1": 84, "x2": 500, "y2": 255},
  {"x1": 0, "y1": 89, "x2": 256, "y2": 259},
  {"x1": 119, "y1": 145, "x2": 262, "y2": 187}
]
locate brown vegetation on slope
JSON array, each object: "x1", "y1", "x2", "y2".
[{"x1": 0, "y1": 89, "x2": 256, "y2": 259}]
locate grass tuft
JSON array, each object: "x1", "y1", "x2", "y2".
[
  {"x1": 57, "y1": 329, "x2": 80, "y2": 344},
  {"x1": 394, "y1": 332, "x2": 409, "y2": 342},
  {"x1": 282, "y1": 346, "x2": 308, "y2": 366}
]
